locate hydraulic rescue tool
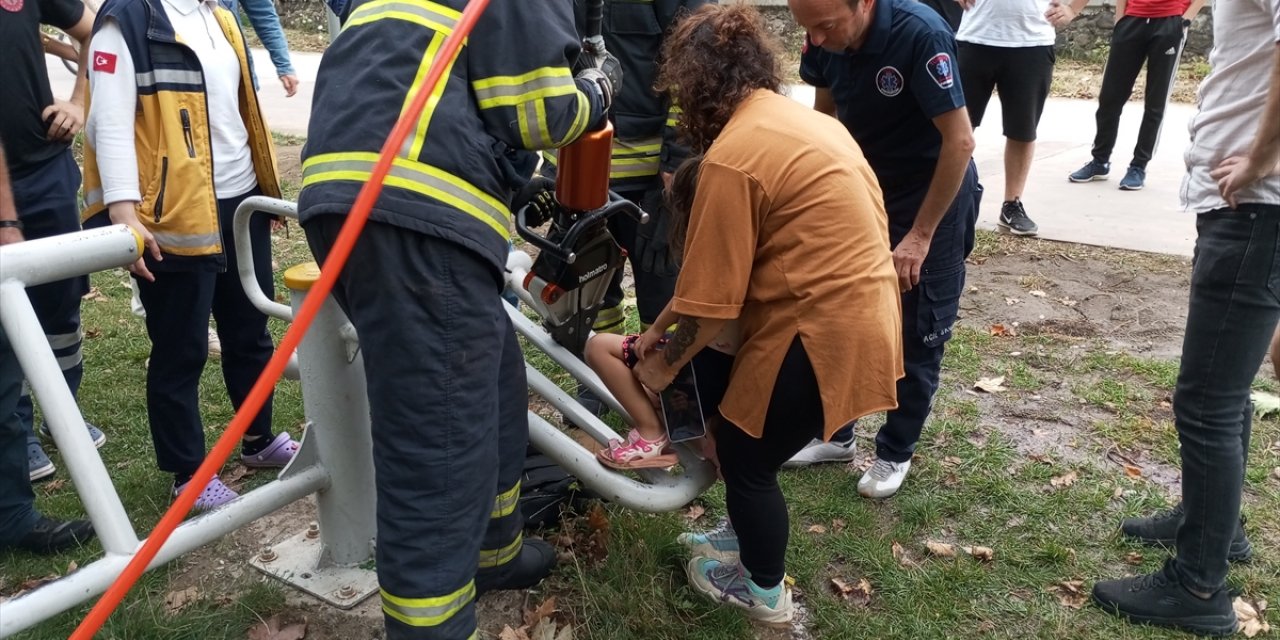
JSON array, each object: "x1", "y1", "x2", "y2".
[{"x1": 514, "y1": 0, "x2": 647, "y2": 357}]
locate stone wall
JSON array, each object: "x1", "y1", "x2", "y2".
[
  {"x1": 1055, "y1": 5, "x2": 1214, "y2": 59},
  {"x1": 753, "y1": 4, "x2": 1214, "y2": 61}
]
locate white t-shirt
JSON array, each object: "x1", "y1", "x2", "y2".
[
  {"x1": 1181, "y1": 0, "x2": 1280, "y2": 213},
  {"x1": 86, "y1": 0, "x2": 256, "y2": 204},
  {"x1": 956, "y1": 0, "x2": 1057, "y2": 48}
]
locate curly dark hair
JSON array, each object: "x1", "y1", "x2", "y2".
[{"x1": 657, "y1": 4, "x2": 784, "y2": 152}]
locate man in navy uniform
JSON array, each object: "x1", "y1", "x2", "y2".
[{"x1": 784, "y1": 0, "x2": 980, "y2": 501}]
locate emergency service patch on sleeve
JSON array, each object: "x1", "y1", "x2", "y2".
[
  {"x1": 926, "y1": 53, "x2": 954, "y2": 89},
  {"x1": 92, "y1": 51, "x2": 117, "y2": 74}
]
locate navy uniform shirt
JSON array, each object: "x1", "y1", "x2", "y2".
[{"x1": 800, "y1": 0, "x2": 965, "y2": 195}]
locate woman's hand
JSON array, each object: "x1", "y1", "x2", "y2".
[
  {"x1": 108, "y1": 201, "x2": 162, "y2": 282},
  {"x1": 632, "y1": 326, "x2": 666, "y2": 361},
  {"x1": 633, "y1": 356, "x2": 676, "y2": 393}
]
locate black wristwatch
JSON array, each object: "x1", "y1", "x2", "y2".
[{"x1": 0, "y1": 219, "x2": 23, "y2": 230}]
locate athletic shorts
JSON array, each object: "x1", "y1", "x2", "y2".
[{"x1": 957, "y1": 42, "x2": 1055, "y2": 142}]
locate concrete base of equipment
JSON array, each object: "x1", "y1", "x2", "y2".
[{"x1": 249, "y1": 528, "x2": 379, "y2": 609}]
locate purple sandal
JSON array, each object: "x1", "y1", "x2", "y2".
[
  {"x1": 241, "y1": 432, "x2": 300, "y2": 468},
  {"x1": 175, "y1": 476, "x2": 239, "y2": 512}
]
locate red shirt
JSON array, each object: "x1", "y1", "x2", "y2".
[{"x1": 1125, "y1": 0, "x2": 1189, "y2": 18}]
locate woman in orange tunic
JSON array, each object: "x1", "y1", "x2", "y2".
[{"x1": 631, "y1": 3, "x2": 904, "y2": 624}]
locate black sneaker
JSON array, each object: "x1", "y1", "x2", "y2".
[
  {"x1": 475, "y1": 537, "x2": 557, "y2": 596},
  {"x1": 1092, "y1": 560, "x2": 1237, "y2": 636},
  {"x1": 998, "y1": 199, "x2": 1039, "y2": 237},
  {"x1": 1121, "y1": 503, "x2": 1253, "y2": 562},
  {"x1": 11, "y1": 516, "x2": 95, "y2": 554},
  {"x1": 575, "y1": 384, "x2": 610, "y2": 419}
]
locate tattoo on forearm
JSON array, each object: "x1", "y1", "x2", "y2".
[{"x1": 665, "y1": 316, "x2": 700, "y2": 366}]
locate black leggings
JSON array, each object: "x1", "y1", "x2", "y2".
[{"x1": 713, "y1": 336, "x2": 824, "y2": 588}]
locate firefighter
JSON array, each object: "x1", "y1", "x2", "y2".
[{"x1": 297, "y1": 2, "x2": 619, "y2": 639}]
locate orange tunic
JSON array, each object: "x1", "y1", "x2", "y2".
[{"x1": 671, "y1": 89, "x2": 904, "y2": 439}]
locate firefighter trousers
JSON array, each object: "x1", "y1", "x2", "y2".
[{"x1": 305, "y1": 216, "x2": 528, "y2": 640}]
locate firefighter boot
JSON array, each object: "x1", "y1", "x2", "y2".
[{"x1": 475, "y1": 537, "x2": 557, "y2": 595}]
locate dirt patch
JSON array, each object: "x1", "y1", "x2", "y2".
[{"x1": 964, "y1": 238, "x2": 1190, "y2": 359}]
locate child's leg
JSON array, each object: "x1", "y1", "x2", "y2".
[{"x1": 584, "y1": 335, "x2": 665, "y2": 441}]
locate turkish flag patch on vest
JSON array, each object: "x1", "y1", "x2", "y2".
[{"x1": 93, "y1": 51, "x2": 118, "y2": 74}]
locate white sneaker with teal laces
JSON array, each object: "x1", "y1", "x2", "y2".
[
  {"x1": 677, "y1": 517, "x2": 739, "y2": 562},
  {"x1": 686, "y1": 557, "x2": 793, "y2": 625}
]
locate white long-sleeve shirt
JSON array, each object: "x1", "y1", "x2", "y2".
[{"x1": 86, "y1": 0, "x2": 256, "y2": 205}]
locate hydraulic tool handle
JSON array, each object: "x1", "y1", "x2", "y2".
[
  {"x1": 558, "y1": 194, "x2": 645, "y2": 253},
  {"x1": 515, "y1": 202, "x2": 574, "y2": 263},
  {"x1": 584, "y1": 0, "x2": 604, "y2": 43}
]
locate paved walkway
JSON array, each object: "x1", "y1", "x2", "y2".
[{"x1": 51, "y1": 49, "x2": 1199, "y2": 257}]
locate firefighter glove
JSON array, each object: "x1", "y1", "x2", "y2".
[
  {"x1": 513, "y1": 175, "x2": 558, "y2": 228},
  {"x1": 634, "y1": 188, "x2": 678, "y2": 277}
]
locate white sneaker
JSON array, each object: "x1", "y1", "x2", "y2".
[
  {"x1": 207, "y1": 326, "x2": 222, "y2": 357},
  {"x1": 857, "y1": 457, "x2": 911, "y2": 499},
  {"x1": 782, "y1": 437, "x2": 856, "y2": 469}
]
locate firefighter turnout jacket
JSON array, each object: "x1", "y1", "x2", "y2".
[
  {"x1": 543, "y1": 0, "x2": 712, "y2": 192},
  {"x1": 297, "y1": 0, "x2": 609, "y2": 273},
  {"x1": 81, "y1": 0, "x2": 280, "y2": 265}
]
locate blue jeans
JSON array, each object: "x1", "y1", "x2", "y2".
[{"x1": 1173, "y1": 204, "x2": 1280, "y2": 592}]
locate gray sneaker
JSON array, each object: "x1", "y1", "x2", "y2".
[
  {"x1": 39, "y1": 421, "x2": 107, "y2": 448},
  {"x1": 28, "y1": 439, "x2": 55, "y2": 482},
  {"x1": 857, "y1": 457, "x2": 911, "y2": 499},
  {"x1": 998, "y1": 199, "x2": 1039, "y2": 237}
]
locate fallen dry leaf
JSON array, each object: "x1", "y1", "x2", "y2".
[
  {"x1": 989, "y1": 323, "x2": 1016, "y2": 337},
  {"x1": 943, "y1": 456, "x2": 962, "y2": 467},
  {"x1": 41, "y1": 478, "x2": 67, "y2": 494},
  {"x1": 1123, "y1": 465, "x2": 1143, "y2": 479},
  {"x1": 82, "y1": 287, "x2": 107, "y2": 302},
  {"x1": 963, "y1": 546, "x2": 995, "y2": 562},
  {"x1": 1048, "y1": 580, "x2": 1087, "y2": 609},
  {"x1": 1030, "y1": 289, "x2": 1047, "y2": 298},
  {"x1": 832, "y1": 519, "x2": 847, "y2": 533},
  {"x1": 891, "y1": 541, "x2": 919, "y2": 568},
  {"x1": 1124, "y1": 552, "x2": 1144, "y2": 565},
  {"x1": 1057, "y1": 297, "x2": 1078, "y2": 307},
  {"x1": 1005, "y1": 297, "x2": 1021, "y2": 306},
  {"x1": 1234, "y1": 597, "x2": 1271, "y2": 637},
  {"x1": 529, "y1": 615, "x2": 568, "y2": 640},
  {"x1": 1027, "y1": 453, "x2": 1052, "y2": 465},
  {"x1": 925, "y1": 541, "x2": 957, "y2": 558},
  {"x1": 807, "y1": 524, "x2": 827, "y2": 535},
  {"x1": 84, "y1": 327, "x2": 103, "y2": 340},
  {"x1": 829, "y1": 577, "x2": 873, "y2": 607},
  {"x1": 1050, "y1": 470, "x2": 1079, "y2": 488},
  {"x1": 683, "y1": 504, "x2": 706, "y2": 523},
  {"x1": 246, "y1": 615, "x2": 307, "y2": 640},
  {"x1": 973, "y1": 376, "x2": 1007, "y2": 394},
  {"x1": 499, "y1": 625, "x2": 532, "y2": 640},
  {"x1": 66, "y1": 560, "x2": 78, "y2": 573},
  {"x1": 524, "y1": 596, "x2": 558, "y2": 628},
  {"x1": 165, "y1": 586, "x2": 199, "y2": 613},
  {"x1": 1113, "y1": 486, "x2": 1125, "y2": 499}
]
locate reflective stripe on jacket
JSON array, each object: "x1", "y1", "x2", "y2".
[
  {"x1": 81, "y1": 0, "x2": 280, "y2": 265},
  {"x1": 298, "y1": 0, "x2": 604, "y2": 272}
]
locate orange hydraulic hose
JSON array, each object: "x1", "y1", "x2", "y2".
[{"x1": 70, "y1": 1, "x2": 492, "y2": 636}]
